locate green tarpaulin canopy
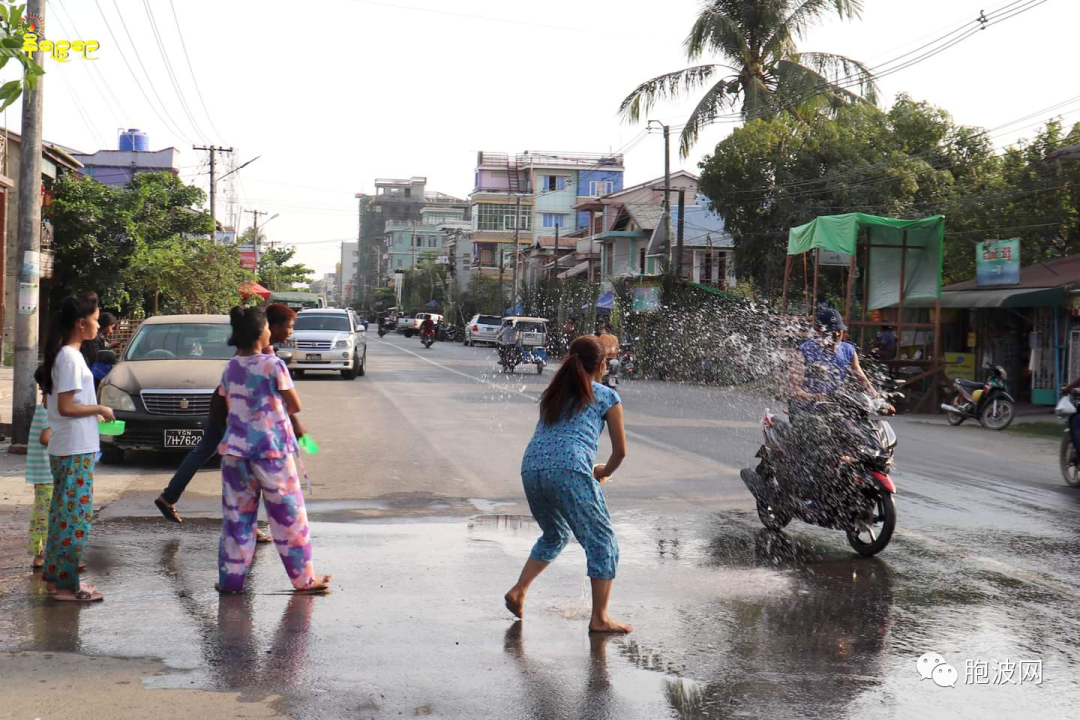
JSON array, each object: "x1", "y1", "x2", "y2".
[{"x1": 787, "y1": 213, "x2": 944, "y2": 311}]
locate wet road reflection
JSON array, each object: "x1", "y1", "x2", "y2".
[{"x1": 2, "y1": 506, "x2": 1079, "y2": 719}]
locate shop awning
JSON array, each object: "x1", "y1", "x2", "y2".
[{"x1": 904, "y1": 286, "x2": 1065, "y2": 309}]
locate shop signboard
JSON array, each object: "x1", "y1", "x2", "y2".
[
  {"x1": 944, "y1": 351, "x2": 976, "y2": 380},
  {"x1": 976, "y1": 238, "x2": 1019, "y2": 286}
]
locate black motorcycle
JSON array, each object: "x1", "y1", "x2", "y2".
[
  {"x1": 941, "y1": 364, "x2": 1014, "y2": 430},
  {"x1": 740, "y1": 391, "x2": 899, "y2": 556},
  {"x1": 377, "y1": 317, "x2": 395, "y2": 338}
]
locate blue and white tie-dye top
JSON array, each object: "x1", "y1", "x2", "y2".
[
  {"x1": 521, "y1": 382, "x2": 621, "y2": 476},
  {"x1": 218, "y1": 354, "x2": 298, "y2": 460}
]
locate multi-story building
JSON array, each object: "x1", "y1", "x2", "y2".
[
  {"x1": 469, "y1": 151, "x2": 624, "y2": 286},
  {"x1": 324, "y1": 272, "x2": 338, "y2": 306},
  {"x1": 339, "y1": 241, "x2": 358, "y2": 306},
  {"x1": 357, "y1": 178, "x2": 469, "y2": 303},
  {"x1": 575, "y1": 170, "x2": 735, "y2": 288},
  {"x1": 71, "y1": 129, "x2": 179, "y2": 187}
]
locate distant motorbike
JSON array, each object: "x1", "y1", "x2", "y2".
[
  {"x1": 1058, "y1": 390, "x2": 1080, "y2": 487},
  {"x1": 620, "y1": 340, "x2": 636, "y2": 379},
  {"x1": 602, "y1": 358, "x2": 621, "y2": 387},
  {"x1": 941, "y1": 364, "x2": 1014, "y2": 430},
  {"x1": 420, "y1": 330, "x2": 435, "y2": 349},
  {"x1": 740, "y1": 391, "x2": 899, "y2": 556},
  {"x1": 377, "y1": 317, "x2": 395, "y2": 338}
]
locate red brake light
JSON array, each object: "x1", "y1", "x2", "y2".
[{"x1": 473, "y1": 325, "x2": 479, "y2": 331}]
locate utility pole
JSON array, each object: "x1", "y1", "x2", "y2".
[
  {"x1": 554, "y1": 222, "x2": 564, "y2": 328},
  {"x1": 676, "y1": 187, "x2": 686, "y2": 280},
  {"x1": 245, "y1": 208, "x2": 267, "y2": 287},
  {"x1": 647, "y1": 120, "x2": 672, "y2": 274},
  {"x1": 194, "y1": 145, "x2": 233, "y2": 227},
  {"x1": 498, "y1": 244, "x2": 505, "y2": 315},
  {"x1": 11, "y1": 0, "x2": 44, "y2": 451},
  {"x1": 511, "y1": 196, "x2": 521, "y2": 315}
]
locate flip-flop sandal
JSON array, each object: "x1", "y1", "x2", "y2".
[
  {"x1": 292, "y1": 586, "x2": 331, "y2": 595},
  {"x1": 214, "y1": 582, "x2": 243, "y2": 595},
  {"x1": 52, "y1": 585, "x2": 103, "y2": 602},
  {"x1": 31, "y1": 558, "x2": 44, "y2": 570},
  {"x1": 255, "y1": 529, "x2": 273, "y2": 544},
  {"x1": 154, "y1": 497, "x2": 183, "y2": 524}
]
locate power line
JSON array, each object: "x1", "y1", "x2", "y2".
[
  {"x1": 51, "y1": 0, "x2": 123, "y2": 132},
  {"x1": 168, "y1": 0, "x2": 225, "y2": 142},
  {"x1": 140, "y1": 0, "x2": 209, "y2": 141},
  {"x1": 92, "y1": 0, "x2": 191, "y2": 143}
]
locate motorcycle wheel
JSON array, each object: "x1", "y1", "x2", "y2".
[
  {"x1": 536, "y1": 362, "x2": 543, "y2": 375},
  {"x1": 755, "y1": 499, "x2": 791, "y2": 531},
  {"x1": 980, "y1": 398, "x2": 1014, "y2": 430},
  {"x1": 1060, "y1": 434, "x2": 1080, "y2": 487},
  {"x1": 846, "y1": 492, "x2": 896, "y2": 557},
  {"x1": 946, "y1": 407, "x2": 965, "y2": 426}
]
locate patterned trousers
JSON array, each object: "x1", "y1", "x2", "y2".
[
  {"x1": 522, "y1": 469, "x2": 619, "y2": 580},
  {"x1": 43, "y1": 454, "x2": 96, "y2": 591},
  {"x1": 219, "y1": 455, "x2": 316, "y2": 592},
  {"x1": 28, "y1": 483, "x2": 53, "y2": 555}
]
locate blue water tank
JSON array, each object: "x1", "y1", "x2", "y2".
[{"x1": 118, "y1": 128, "x2": 149, "y2": 151}]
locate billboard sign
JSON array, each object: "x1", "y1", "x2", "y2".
[{"x1": 976, "y1": 238, "x2": 1020, "y2": 286}]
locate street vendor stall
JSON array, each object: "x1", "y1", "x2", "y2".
[{"x1": 782, "y1": 213, "x2": 946, "y2": 411}]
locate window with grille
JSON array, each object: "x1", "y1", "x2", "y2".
[{"x1": 476, "y1": 204, "x2": 532, "y2": 231}]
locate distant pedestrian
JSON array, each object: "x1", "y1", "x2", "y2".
[
  {"x1": 504, "y1": 335, "x2": 630, "y2": 634},
  {"x1": 216, "y1": 306, "x2": 330, "y2": 594},
  {"x1": 40, "y1": 291, "x2": 115, "y2": 602},
  {"x1": 156, "y1": 303, "x2": 299, "y2": 534},
  {"x1": 26, "y1": 366, "x2": 52, "y2": 570}
]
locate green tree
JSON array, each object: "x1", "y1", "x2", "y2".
[
  {"x1": 128, "y1": 236, "x2": 248, "y2": 314},
  {"x1": 49, "y1": 171, "x2": 217, "y2": 314},
  {"x1": 697, "y1": 96, "x2": 1009, "y2": 292},
  {"x1": 620, "y1": 0, "x2": 877, "y2": 156},
  {"x1": 0, "y1": 3, "x2": 44, "y2": 110},
  {"x1": 257, "y1": 245, "x2": 313, "y2": 291}
]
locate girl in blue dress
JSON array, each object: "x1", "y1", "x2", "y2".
[{"x1": 505, "y1": 335, "x2": 631, "y2": 634}]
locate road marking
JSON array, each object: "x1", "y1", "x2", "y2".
[{"x1": 373, "y1": 338, "x2": 740, "y2": 473}]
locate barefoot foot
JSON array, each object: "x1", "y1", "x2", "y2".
[
  {"x1": 588, "y1": 617, "x2": 633, "y2": 634},
  {"x1": 31, "y1": 554, "x2": 44, "y2": 569},
  {"x1": 504, "y1": 588, "x2": 525, "y2": 618}
]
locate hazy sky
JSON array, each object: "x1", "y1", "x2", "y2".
[{"x1": 6, "y1": 0, "x2": 1076, "y2": 276}]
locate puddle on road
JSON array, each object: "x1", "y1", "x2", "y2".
[{"x1": 2, "y1": 511, "x2": 1079, "y2": 719}]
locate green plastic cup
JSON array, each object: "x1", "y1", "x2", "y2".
[
  {"x1": 98, "y1": 420, "x2": 126, "y2": 436},
  {"x1": 298, "y1": 434, "x2": 319, "y2": 455}
]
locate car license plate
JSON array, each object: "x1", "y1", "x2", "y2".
[
  {"x1": 164, "y1": 429, "x2": 203, "y2": 448},
  {"x1": 306, "y1": 353, "x2": 321, "y2": 361}
]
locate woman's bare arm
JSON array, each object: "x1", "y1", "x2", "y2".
[
  {"x1": 595, "y1": 403, "x2": 627, "y2": 479},
  {"x1": 280, "y1": 387, "x2": 303, "y2": 416},
  {"x1": 57, "y1": 390, "x2": 114, "y2": 421}
]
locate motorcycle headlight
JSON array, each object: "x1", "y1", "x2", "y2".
[
  {"x1": 100, "y1": 385, "x2": 136, "y2": 412},
  {"x1": 334, "y1": 338, "x2": 354, "y2": 349}
]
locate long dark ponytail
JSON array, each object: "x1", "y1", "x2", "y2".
[
  {"x1": 539, "y1": 335, "x2": 604, "y2": 425},
  {"x1": 42, "y1": 292, "x2": 99, "y2": 395}
]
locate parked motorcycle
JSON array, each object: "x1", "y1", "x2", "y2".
[
  {"x1": 1058, "y1": 390, "x2": 1080, "y2": 487},
  {"x1": 941, "y1": 364, "x2": 1015, "y2": 430},
  {"x1": 740, "y1": 391, "x2": 899, "y2": 556}
]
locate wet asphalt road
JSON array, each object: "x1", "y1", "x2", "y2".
[{"x1": 3, "y1": 333, "x2": 1080, "y2": 719}]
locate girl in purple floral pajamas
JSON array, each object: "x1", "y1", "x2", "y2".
[{"x1": 216, "y1": 306, "x2": 331, "y2": 594}]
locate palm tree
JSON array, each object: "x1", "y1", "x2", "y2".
[{"x1": 621, "y1": 0, "x2": 878, "y2": 157}]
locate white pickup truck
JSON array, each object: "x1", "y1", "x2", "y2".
[{"x1": 397, "y1": 312, "x2": 443, "y2": 337}]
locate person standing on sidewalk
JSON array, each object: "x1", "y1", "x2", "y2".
[
  {"x1": 155, "y1": 304, "x2": 299, "y2": 536},
  {"x1": 216, "y1": 306, "x2": 329, "y2": 594},
  {"x1": 26, "y1": 366, "x2": 52, "y2": 569},
  {"x1": 41, "y1": 292, "x2": 115, "y2": 602},
  {"x1": 504, "y1": 335, "x2": 630, "y2": 633}
]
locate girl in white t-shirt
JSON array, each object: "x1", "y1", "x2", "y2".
[{"x1": 40, "y1": 292, "x2": 115, "y2": 603}]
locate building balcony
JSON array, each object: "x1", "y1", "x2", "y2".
[{"x1": 476, "y1": 150, "x2": 624, "y2": 171}]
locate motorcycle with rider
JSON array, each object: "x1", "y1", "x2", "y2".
[{"x1": 741, "y1": 308, "x2": 899, "y2": 556}]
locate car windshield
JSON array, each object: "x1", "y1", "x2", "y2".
[
  {"x1": 516, "y1": 322, "x2": 545, "y2": 333},
  {"x1": 478, "y1": 315, "x2": 501, "y2": 326},
  {"x1": 295, "y1": 315, "x2": 351, "y2": 332},
  {"x1": 126, "y1": 323, "x2": 233, "y2": 361}
]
